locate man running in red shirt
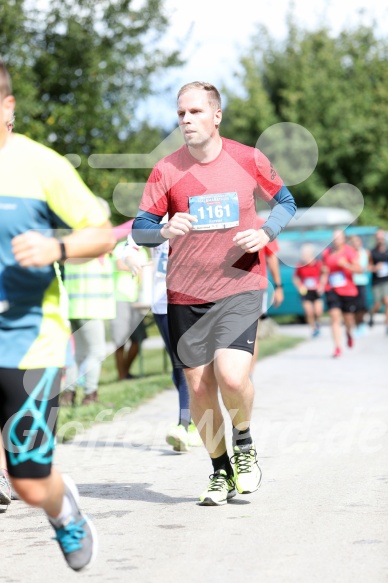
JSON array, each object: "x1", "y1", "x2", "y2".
[
  {"x1": 132, "y1": 82, "x2": 296, "y2": 505},
  {"x1": 321, "y1": 230, "x2": 361, "y2": 357},
  {"x1": 249, "y1": 216, "x2": 283, "y2": 375},
  {"x1": 293, "y1": 244, "x2": 324, "y2": 337}
]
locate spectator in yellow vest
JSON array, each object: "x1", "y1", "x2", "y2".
[{"x1": 61, "y1": 200, "x2": 116, "y2": 405}]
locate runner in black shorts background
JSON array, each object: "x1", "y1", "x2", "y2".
[{"x1": 293, "y1": 244, "x2": 323, "y2": 337}]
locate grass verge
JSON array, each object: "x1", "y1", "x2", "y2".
[{"x1": 57, "y1": 334, "x2": 304, "y2": 441}]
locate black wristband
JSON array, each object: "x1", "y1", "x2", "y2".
[
  {"x1": 274, "y1": 283, "x2": 283, "y2": 289},
  {"x1": 58, "y1": 239, "x2": 67, "y2": 263}
]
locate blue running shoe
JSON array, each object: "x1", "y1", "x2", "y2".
[{"x1": 50, "y1": 475, "x2": 97, "y2": 571}]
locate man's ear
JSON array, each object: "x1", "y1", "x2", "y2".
[
  {"x1": 3, "y1": 95, "x2": 15, "y2": 118},
  {"x1": 214, "y1": 108, "x2": 222, "y2": 129}
]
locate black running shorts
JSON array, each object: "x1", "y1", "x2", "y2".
[
  {"x1": 0, "y1": 367, "x2": 61, "y2": 479},
  {"x1": 325, "y1": 290, "x2": 357, "y2": 313},
  {"x1": 168, "y1": 290, "x2": 263, "y2": 368},
  {"x1": 300, "y1": 290, "x2": 321, "y2": 303},
  {"x1": 354, "y1": 285, "x2": 368, "y2": 312}
]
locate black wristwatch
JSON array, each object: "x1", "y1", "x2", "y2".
[
  {"x1": 261, "y1": 225, "x2": 275, "y2": 242},
  {"x1": 58, "y1": 239, "x2": 67, "y2": 263},
  {"x1": 274, "y1": 283, "x2": 283, "y2": 289}
]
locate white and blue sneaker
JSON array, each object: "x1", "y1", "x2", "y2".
[{"x1": 49, "y1": 475, "x2": 98, "y2": 571}]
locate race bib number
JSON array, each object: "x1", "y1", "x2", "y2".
[
  {"x1": 189, "y1": 192, "x2": 239, "y2": 231},
  {"x1": 377, "y1": 262, "x2": 388, "y2": 278},
  {"x1": 156, "y1": 249, "x2": 168, "y2": 277},
  {"x1": 329, "y1": 271, "x2": 346, "y2": 288},
  {"x1": 303, "y1": 277, "x2": 318, "y2": 290}
]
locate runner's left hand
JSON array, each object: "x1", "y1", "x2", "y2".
[
  {"x1": 12, "y1": 231, "x2": 61, "y2": 267},
  {"x1": 233, "y1": 229, "x2": 270, "y2": 253}
]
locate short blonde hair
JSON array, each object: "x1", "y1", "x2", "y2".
[{"x1": 177, "y1": 81, "x2": 221, "y2": 110}]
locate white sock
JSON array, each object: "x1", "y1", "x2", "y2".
[{"x1": 48, "y1": 493, "x2": 73, "y2": 527}]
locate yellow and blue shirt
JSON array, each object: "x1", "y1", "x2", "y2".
[{"x1": 0, "y1": 134, "x2": 108, "y2": 369}]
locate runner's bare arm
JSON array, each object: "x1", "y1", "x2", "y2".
[{"x1": 12, "y1": 222, "x2": 114, "y2": 268}]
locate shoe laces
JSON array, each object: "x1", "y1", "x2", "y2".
[
  {"x1": 231, "y1": 447, "x2": 257, "y2": 474},
  {"x1": 207, "y1": 471, "x2": 231, "y2": 492},
  {"x1": 54, "y1": 518, "x2": 86, "y2": 553}
]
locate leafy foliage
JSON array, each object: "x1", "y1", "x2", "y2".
[
  {"x1": 0, "y1": 0, "x2": 181, "y2": 223},
  {"x1": 222, "y1": 22, "x2": 388, "y2": 225}
]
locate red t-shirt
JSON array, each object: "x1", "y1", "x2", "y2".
[
  {"x1": 294, "y1": 261, "x2": 322, "y2": 290},
  {"x1": 322, "y1": 245, "x2": 358, "y2": 296},
  {"x1": 139, "y1": 138, "x2": 283, "y2": 304}
]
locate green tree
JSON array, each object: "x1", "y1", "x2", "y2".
[
  {"x1": 0, "y1": 0, "x2": 182, "y2": 223},
  {"x1": 222, "y1": 22, "x2": 388, "y2": 225}
]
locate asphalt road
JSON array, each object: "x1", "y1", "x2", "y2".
[{"x1": 1, "y1": 320, "x2": 387, "y2": 582}]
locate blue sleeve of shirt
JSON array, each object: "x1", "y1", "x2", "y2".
[
  {"x1": 132, "y1": 210, "x2": 167, "y2": 247},
  {"x1": 262, "y1": 185, "x2": 296, "y2": 239}
]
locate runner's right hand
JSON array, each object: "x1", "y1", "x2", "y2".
[{"x1": 160, "y1": 213, "x2": 197, "y2": 239}]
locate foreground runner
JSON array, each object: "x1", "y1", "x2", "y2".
[
  {"x1": 0, "y1": 107, "x2": 14, "y2": 512},
  {"x1": 0, "y1": 60, "x2": 115, "y2": 567},
  {"x1": 133, "y1": 81, "x2": 296, "y2": 505},
  {"x1": 0, "y1": 441, "x2": 12, "y2": 509}
]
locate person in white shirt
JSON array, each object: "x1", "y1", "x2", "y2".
[{"x1": 123, "y1": 232, "x2": 201, "y2": 452}]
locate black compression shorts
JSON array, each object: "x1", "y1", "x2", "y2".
[{"x1": 0, "y1": 367, "x2": 61, "y2": 479}]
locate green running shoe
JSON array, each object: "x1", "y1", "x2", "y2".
[
  {"x1": 187, "y1": 422, "x2": 202, "y2": 447},
  {"x1": 166, "y1": 424, "x2": 189, "y2": 452},
  {"x1": 231, "y1": 443, "x2": 262, "y2": 494},
  {"x1": 199, "y1": 470, "x2": 236, "y2": 506}
]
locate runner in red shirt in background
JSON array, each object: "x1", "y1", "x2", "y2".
[
  {"x1": 250, "y1": 217, "x2": 283, "y2": 376},
  {"x1": 293, "y1": 244, "x2": 324, "y2": 337},
  {"x1": 321, "y1": 230, "x2": 361, "y2": 357}
]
